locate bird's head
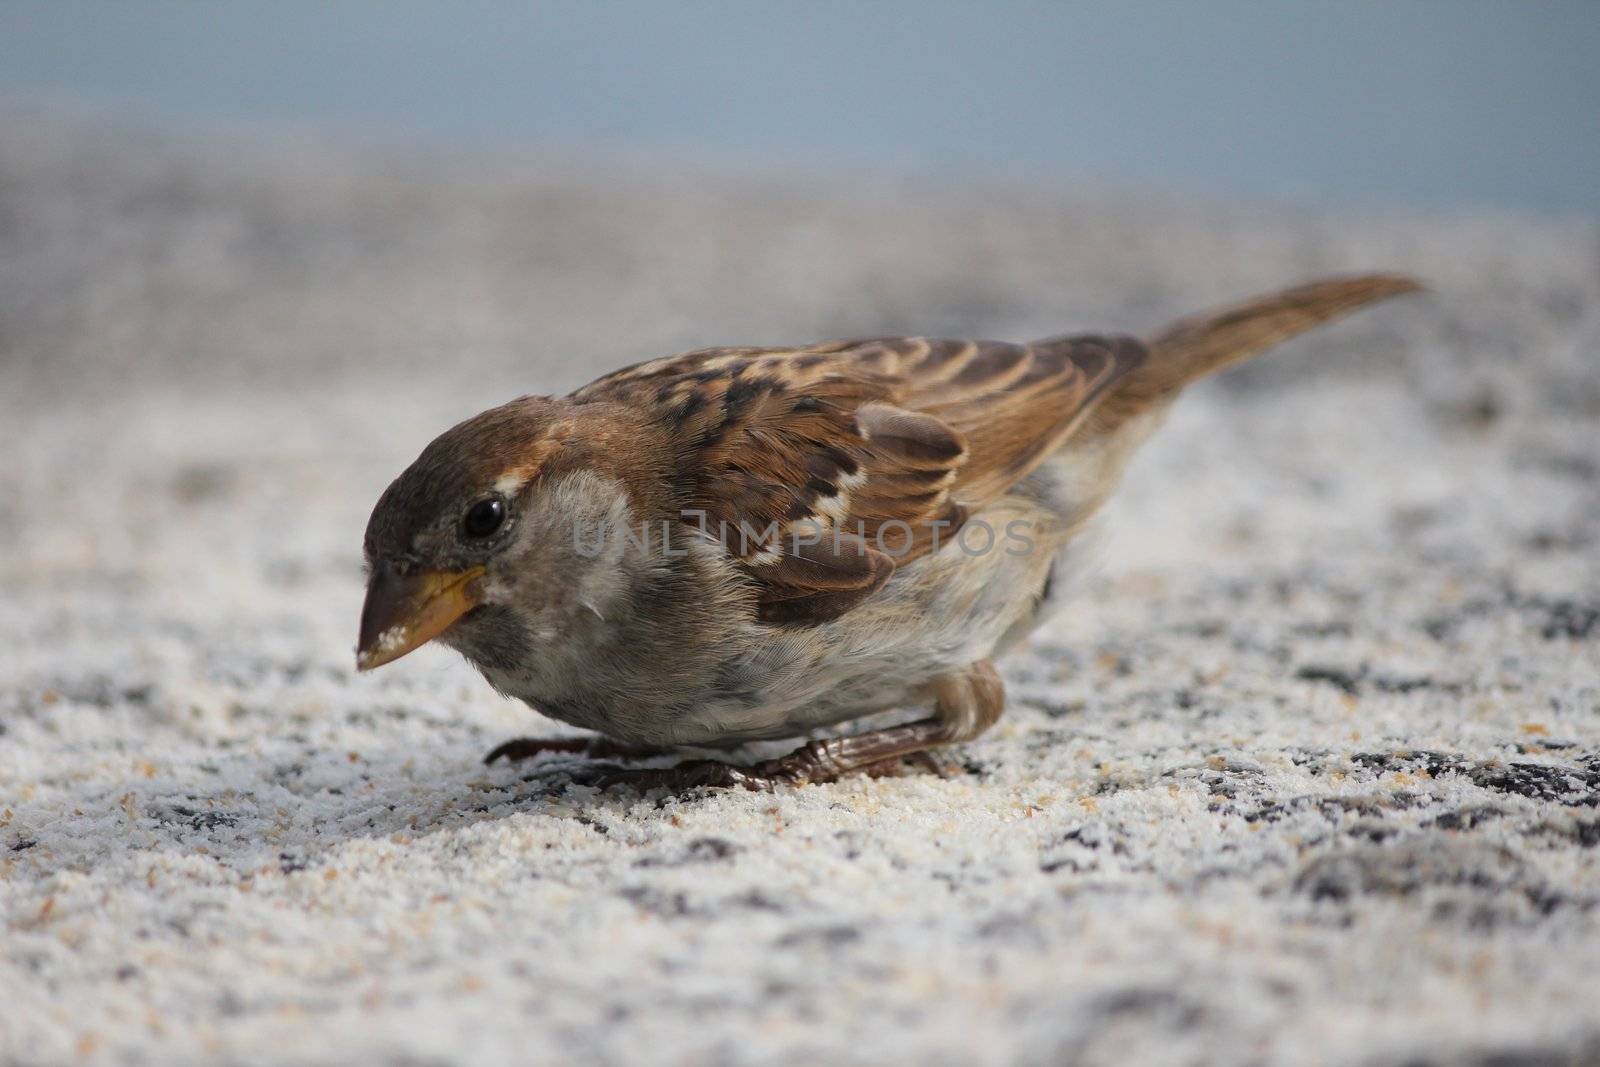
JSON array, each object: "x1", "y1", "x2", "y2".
[{"x1": 355, "y1": 395, "x2": 649, "y2": 673}]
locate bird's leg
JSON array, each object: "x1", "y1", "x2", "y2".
[
  {"x1": 592, "y1": 661, "x2": 1003, "y2": 793},
  {"x1": 483, "y1": 735, "x2": 668, "y2": 765}
]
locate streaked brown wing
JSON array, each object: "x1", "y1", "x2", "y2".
[
  {"x1": 836, "y1": 334, "x2": 1146, "y2": 503},
  {"x1": 571, "y1": 335, "x2": 1144, "y2": 623}
]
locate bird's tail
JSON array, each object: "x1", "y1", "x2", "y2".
[{"x1": 1097, "y1": 273, "x2": 1423, "y2": 424}]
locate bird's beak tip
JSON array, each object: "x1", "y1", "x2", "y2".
[{"x1": 355, "y1": 564, "x2": 485, "y2": 675}]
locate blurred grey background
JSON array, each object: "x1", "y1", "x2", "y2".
[
  {"x1": 3, "y1": 0, "x2": 1597, "y2": 407},
  {"x1": 2, "y1": 0, "x2": 1598, "y2": 214}
]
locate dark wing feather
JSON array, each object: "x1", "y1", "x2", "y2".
[{"x1": 571, "y1": 335, "x2": 1144, "y2": 624}]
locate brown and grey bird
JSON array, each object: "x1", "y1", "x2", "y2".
[{"x1": 357, "y1": 274, "x2": 1421, "y2": 790}]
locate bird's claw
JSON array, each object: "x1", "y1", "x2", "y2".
[
  {"x1": 582, "y1": 750, "x2": 951, "y2": 796},
  {"x1": 488, "y1": 731, "x2": 958, "y2": 796},
  {"x1": 861, "y1": 750, "x2": 952, "y2": 779},
  {"x1": 483, "y1": 736, "x2": 667, "y2": 765},
  {"x1": 587, "y1": 758, "x2": 789, "y2": 794}
]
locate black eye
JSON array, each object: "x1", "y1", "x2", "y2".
[{"x1": 462, "y1": 497, "x2": 506, "y2": 538}]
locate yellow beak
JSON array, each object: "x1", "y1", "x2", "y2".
[{"x1": 356, "y1": 564, "x2": 486, "y2": 671}]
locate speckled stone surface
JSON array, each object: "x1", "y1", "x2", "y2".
[{"x1": 3, "y1": 114, "x2": 1598, "y2": 1066}]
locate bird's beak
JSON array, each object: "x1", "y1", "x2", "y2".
[{"x1": 356, "y1": 563, "x2": 486, "y2": 672}]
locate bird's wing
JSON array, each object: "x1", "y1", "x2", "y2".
[{"x1": 572, "y1": 336, "x2": 1143, "y2": 623}]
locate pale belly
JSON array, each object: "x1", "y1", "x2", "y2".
[{"x1": 667, "y1": 491, "x2": 1090, "y2": 744}]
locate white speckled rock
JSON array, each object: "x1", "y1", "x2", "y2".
[{"x1": 2, "y1": 113, "x2": 1597, "y2": 1067}]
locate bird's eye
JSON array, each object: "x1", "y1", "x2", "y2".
[{"x1": 462, "y1": 497, "x2": 506, "y2": 538}]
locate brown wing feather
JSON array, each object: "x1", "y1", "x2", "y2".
[
  {"x1": 571, "y1": 335, "x2": 1144, "y2": 624},
  {"x1": 928, "y1": 335, "x2": 1144, "y2": 501}
]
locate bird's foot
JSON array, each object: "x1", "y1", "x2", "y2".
[
  {"x1": 584, "y1": 727, "x2": 957, "y2": 795},
  {"x1": 586, "y1": 758, "x2": 777, "y2": 793},
  {"x1": 482, "y1": 735, "x2": 667, "y2": 765},
  {"x1": 860, "y1": 750, "x2": 953, "y2": 779}
]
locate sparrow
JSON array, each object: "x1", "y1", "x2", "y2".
[{"x1": 357, "y1": 274, "x2": 1421, "y2": 791}]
